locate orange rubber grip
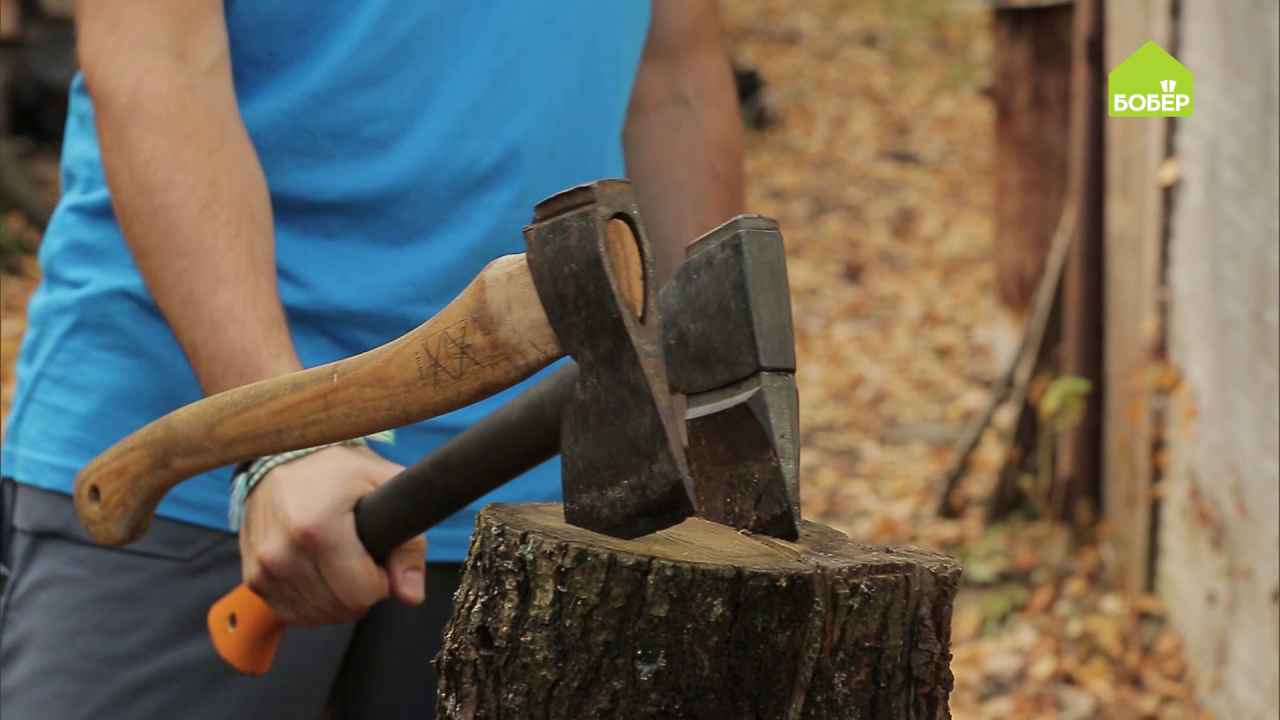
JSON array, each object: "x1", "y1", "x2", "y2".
[{"x1": 207, "y1": 584, "x2": 286, "y2": 676}]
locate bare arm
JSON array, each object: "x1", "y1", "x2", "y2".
[
  {"x1": 76, "y1": 0, "x2": 299, "y2": 393},
  {"x1": 75, "y1": 0, "x2": 424, "y2": 621},
  {"x1": 625, "y1": 0, "x2": 745, "y2": 285}
]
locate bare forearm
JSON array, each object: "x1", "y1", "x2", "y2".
[
  {"x1": 78, "y1": 0, "x2": 299, "y2": 394},
  {"x1": 625, "y1": 0, "x2": 744, "y2": 285}
]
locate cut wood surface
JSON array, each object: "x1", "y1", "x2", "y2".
[{"x1": 436, "y1": 503, "x2": 961, "y2": 720}]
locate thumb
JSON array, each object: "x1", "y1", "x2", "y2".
[{"x1": 386, "y1": 534, "x2": 427, "y2": 606}]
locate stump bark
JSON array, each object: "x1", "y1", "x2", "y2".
[{"x1": 436, "y1": 504, "x2": 961, "y2": 719}]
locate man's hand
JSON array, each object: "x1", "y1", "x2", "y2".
[{"x1": 239, "y1": 446, "x2": 427, "y2": 625}]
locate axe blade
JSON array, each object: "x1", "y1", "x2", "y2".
[
  {"x1": 685, "y1": 371, "x2": 800, "y2": 540},
  {"x1": 660, "y1": 214, "x2": 802, "y2": 540},
  {"x1": 525, "y1": 180, "x2": 694, "y2": 539},
  {"x1": 560, "y1": 355, "x2": 694, "y2": 538}
]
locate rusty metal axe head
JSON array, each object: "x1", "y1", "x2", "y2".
[
  {"x1": 523, "y1": 180, "x2": 695, "y2": 539},
  {"x1": 659, "y1": 215, "x2": 801, "y2": 540}
]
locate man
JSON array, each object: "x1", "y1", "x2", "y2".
[{"x1": 0, "y1": 1, "x2": 743, "y2": 717}]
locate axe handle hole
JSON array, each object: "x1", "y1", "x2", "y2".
[{"x1": 605, "y1": 217, "x2": 645, "y2": 321}]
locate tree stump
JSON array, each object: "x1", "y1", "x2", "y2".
[{"x1": 436, "y1": 504, "x2": 961, "y2": 719}]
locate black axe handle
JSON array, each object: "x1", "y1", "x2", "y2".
[
  {"x1": 355, "y1": 363, "x2": 574, "y2": 560},
  {"x1": 207, "y1": 364, "x2": 576, "y2": 676}
]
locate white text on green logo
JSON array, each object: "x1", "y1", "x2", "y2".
[{"x1": 1108, "y1": 41, "x2": 1194, "y2": 118}]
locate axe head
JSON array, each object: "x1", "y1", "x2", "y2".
[
  {"x1": 660, "y1": 215, "x2": 802, "y2": 540},
  {"x1": 523, "y1": 180, "x2": 695, "y2": 539}
]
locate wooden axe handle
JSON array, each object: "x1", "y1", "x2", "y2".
[{"x1": 73, "y1": 253, "x2": 561, "y2": 547}]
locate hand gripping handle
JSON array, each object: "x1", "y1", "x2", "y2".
[{"x1": 208, "y1": 365, "x2": 575, "y2": 674}]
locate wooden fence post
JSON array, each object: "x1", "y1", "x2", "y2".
[
  {"x1": 1057, "y1": 0, "x2": 1105, "y2": 523},
  {"x1": 992, "y1": 0, "x2": 1074, "y2": 316}
]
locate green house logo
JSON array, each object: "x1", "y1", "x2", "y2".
[{"x1": 1108, "y1": 41, "x2": 1194, "y2": 117}]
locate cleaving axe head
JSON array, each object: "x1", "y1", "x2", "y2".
[
  {"x1": 523, "y1": 180, "x2": 695, "y2": 539},
  {"x1": 659, "y1": 215, "x2": 801, "y2": 540},
  {"x1": 508, "y1": 188, "x2": 801, "y2": 542}
]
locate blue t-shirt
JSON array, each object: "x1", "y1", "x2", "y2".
[{"x1": 1, "y1": 2, "x2": 651, "y2": 561}]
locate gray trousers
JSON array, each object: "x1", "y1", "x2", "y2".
[{"x1": 0, "y1": 479, "x2": 461, "y2": 719}]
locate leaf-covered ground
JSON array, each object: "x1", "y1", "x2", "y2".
[{"x1": 0, "y1": 3, "x2": 1212, "y2": 716}]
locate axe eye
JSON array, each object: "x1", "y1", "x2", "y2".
[{"x1": 604, "y1": 217, "x2": 646, "y2": 321}]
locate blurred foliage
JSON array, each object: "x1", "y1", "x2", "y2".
[{"x1": 1022, "y1": 375, "x2": 1094, "y2": 519}]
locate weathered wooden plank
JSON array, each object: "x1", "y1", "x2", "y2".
[
  {"x1": 1100, "y1": 0, "x2": 1173, "y2": 594},
  {"x1": 1157, "y1": 3, "x2": 1280, "y2": 717}
]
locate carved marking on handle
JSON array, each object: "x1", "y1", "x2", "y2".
[{"x1": 414, "y1": 318, "x2": 495, "y2": 386}]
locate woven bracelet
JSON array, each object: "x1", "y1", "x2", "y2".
[{"x1": 228, "y1": 430, "x2": 395, "y2": 531}]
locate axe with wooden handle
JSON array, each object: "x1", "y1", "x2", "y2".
[
  {"x1": 73, "y1": 180, "x2": 678, "y2": 548},
  {"x1": 207, "y1": 214, "x2": 799, "y2": 675}
]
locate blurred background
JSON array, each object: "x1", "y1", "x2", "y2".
[{"x1": 2, "y1": 1, "x2": 1276, "y2": 718}]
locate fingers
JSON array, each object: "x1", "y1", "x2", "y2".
[
  {"x1": 241, "y1": 500, "x2": 370, "y2": 625},
  {"x1": 309, "y1": 514, "x2": 391, "y2": 619},
  {"x1": 238, "y1": 446, "x2": 405, "y2": 625},
  {"x1": 386, "y1": 534, "x2": 428, "y2": 606},
  {"x1": 242, "y1": 536, "x2": 335, "y2": 625}
]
